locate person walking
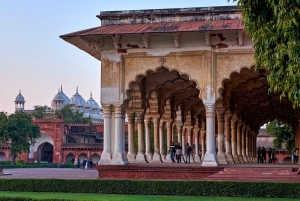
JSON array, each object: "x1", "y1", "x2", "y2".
[
  {"x1": 257, "y1": 147, "x2": 262, "y2": 163},
  {"x1": 185, "y1": 143, "x2": 192, "y2": 164},
  {"x1": 73, "y1": 159, "x2": 78, "y2": 169},
  {"x1": 292, "y1": 148, "x2": 296, "y2": 163},
  {"x1": 176, "y1": 143, "x2": 182, "y2": 163},
  {"x1": 261, "y1": 147, "x2": 267, "y2": 163},
  {"x1": 169, "y1": 142, "x2": 176, "y2": 163},
  {"x1": 271, "y1": 148, "x2": 276, "y2": 163},
  {"x1": 296, "y1": 148, "x2": 299, "y2": 163},
  {"x1": 268, "y1": 148, "x2": 272, "y2": 163}
]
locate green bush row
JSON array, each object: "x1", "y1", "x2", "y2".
[
  {"x1": 0, "y1": 179, "x2": 299, "y2": 198},
  {"x1": 1, "y1": 163, "x2": 75, "y2": 169},
  {"x1": 0, "y1": 197, "x2": 74, "y2": 201}
]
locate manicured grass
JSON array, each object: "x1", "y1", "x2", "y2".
[{"x1": 0, "y1": 192, "x2": 299, "y2": 201}]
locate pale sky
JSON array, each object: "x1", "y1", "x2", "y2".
[{"x1": 0, "y1": 0, "x2": 236, "y2": 114}]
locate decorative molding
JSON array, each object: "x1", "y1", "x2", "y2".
[
  {"x1": 205, "y1": 31, "x2": 211, "y2": 46},
  {"x1": 112, "y1": 34, "x2": 120, "y2": 49},
  {"x1": 80, "y1": 36, "x2": 104, "y2": 51},
  {"x1": 173, "y1": 32, "x2": 180, "y2": 48},
  {"x1": 159, "y1": 57, "x2": 166, "y2": 66},
  {"x1": 142, "y1": 34, "x2": 149, "y2": 48},
  {"x1": 238, "y1": 30, "x2": 244, "y2": 46}
]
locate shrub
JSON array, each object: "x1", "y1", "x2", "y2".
[
  {"x1": 16, "y1": 160, "x2": 26, "y2": 166},
  {"x1": 0, "y1": 179, "x2": 299, "y2": 198}
]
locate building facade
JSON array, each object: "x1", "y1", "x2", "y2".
[{"x1": 61, "y1": 5, "x2": 300, "y2": 166}]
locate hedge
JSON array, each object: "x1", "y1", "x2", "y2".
[
  {"x1": 0, "y1": 179, "x2": 300, "y2": 198},
  {"x1": 1, "y1": 163, "x2": 74, "y2": 169},
  {"x1": 0, "y1": 197, "x2": 74, "y2": 201}
]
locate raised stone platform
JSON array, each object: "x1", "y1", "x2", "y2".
[{"x1": 97, "y1": 164, "x2": 223, "y2": 180}]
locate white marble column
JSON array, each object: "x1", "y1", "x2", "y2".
[
  {"x1": 126, "y1": 112, "x2": 136, "y2": 162},
  {"x1": 144, "y1": 117, "x2": 152, "y2": 161},
  {"x1": 231, "y1": 114, "x2": 239, "y2": 163},
  {"x1": 99, "y1": 105, "x2": 112, "y2": 164},
  {"x1": 224, "y1": 112, "x2": 234, "y2": 163},
  {"x1": 202, "y1": 102, "x2": 219, "y2": 166},
  {"x1": 177, "y1": 124, "x2": 183, "y2": 147},
  {"x1": 159, "y1": 121, "x2": 165, "y2": 161},
  {"x1": 237, "y1": 121, "x2": 244, "y2": 163},
  {"x1": 200, "y1": 122, "x2": 206, "y2": 162},
  {"x1": 194, "y1": 128, "x2": 201, "y2": 162},
  {"x1": 216, "y1": 109, "x2": 227, "y2": 164},
  {"x1": 242, "y1": 126, "x2": 248, "y2": 163},
  {"x1": 245, "y1": 129, "x2": 249, "y2": 162},
  {"x1": 136, "y1": 111, "x2": 147, "y2": 163},
  {"x1": 182, "y1": 128, "x2": 186, "y2": 156},
  {"x1": 121, "y1": 107, "x2": 128, "y2": 162},
  {"x1": 111, "y1": 104, "x2": 128, "y2": 165},
  {"x1": 165, "y1": 121, "x2": 173, "y2": 163},
  {"x1": 152, "y1": 117, "x2": 162, "y2": 162}
]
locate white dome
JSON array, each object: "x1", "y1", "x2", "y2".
[
  {"x1": 70, "y1": 87, "x2": 86, "y2": 108},
  {"x1": 86, "y1": 93, "x2": 101, "y2": 110},
  {"x1": 51, "y1": 86, "x2": 70, "y2": 109},
  {"x1": 15, "y1": 91, "x2": 25, "y2": 102}
]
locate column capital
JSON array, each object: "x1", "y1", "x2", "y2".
[
  {"x1": 231, "y1": 114, "x2": 238, "y2": 123},
  {"x1": 114, "y1": 104, "x2": 124, "y2": 118},
  {"x1": 126, "y1": 111, "x2": 135, "y2": 123},
  {"x1": 144, "y1": 117, "x2": 151, "y2": 126},
  {"x1": 136, "y1": 110, "x2": 144, "y2": 123},
  {"x1": 216, "y1": 108, "x2": 225, "y2": 122},
  {"x1": 102, "y1": 105, "x2": 112, "y2": 118}
]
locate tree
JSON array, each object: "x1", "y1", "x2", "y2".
[
  {"x1": 55, "y1": 105, "x2": 88, "y2": 124},
  {"x1": 231, "y1": 0, "x2": 300, "y2": 107},
  {"x1": 0, "y1": 111, "x2": 40, "y2": 165},
  {"x1": 31, "y1": 105, "x2": 50, "y2": 119},
  {"x1": 266, "y1": 120, "x2": 294, "y2": 153}
]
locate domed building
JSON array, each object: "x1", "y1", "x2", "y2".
[{"x1": 14, "y1": 90, "x2": 25, "y2": 111}]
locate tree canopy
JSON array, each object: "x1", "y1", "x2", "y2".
[
  {"x1": 266, "y1": 120, "x2": 294, "y2": 153},
  {"x1": 232, "y1": 0, "x2": 300, "y2": 107},
  {"x1": 0, "y1": 111, "x2": 40, "y2": 164},
  {"x1": 54, "y1": 105, "x2": 88, "y2": 124},
  {"x1": 31, "y1": 105, "x2": 51, "y2": 119}
]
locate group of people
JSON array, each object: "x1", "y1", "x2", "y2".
[
  {"x1": 169, "y1": 142, "x2": 201, "y2": 164},
  {"x1": 257, "y1": 147, "x2": 276, "y2": 163},
  {"x1": 73, "y1": 159, "x2": 94, "y2": 169}
]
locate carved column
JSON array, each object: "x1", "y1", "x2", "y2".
[
  {"x1": 165, "y1": 121, "x2": 173, "y2": 163},
  {"x1": 159, "y1": 121, "x2": 165, "y2": 161},
  {"x1": 216, "y1": 109, "x2": 227, "y2": 164},
  {"x1": 194, "y1": 128, "x2": 201, "y2": 162},
  {"x1": 121, "y1": 106, "x2": 128, "y2": 162},
  {"x1": 236, "y1": 121, "x2": 243, "y2": 163},
  {"x1": 152, "y1": 117, "x2": 162, "y2": 162},
  {"x1": 202, "y1": 103, "x2": 218, "y2": 166},
  {"x1": 111, "y1": 104, "x2": 128, "y2": 165},
  {"x1": 99, "y1": 105, "x2": 112, "y2": 164},
  {"x1": 172, "y1": 125, "x2": 176, "y2": 142},
  {"x1": 224, "y1": 112, "x2": 234, "y2": 163},
  {"x1": 136, "y1": 111, "x2": 147, "y2": 163},
  {"x1": 245, "y1": 129, "x2": 249, "y2": 162},
  {"x1": 242, "y1": 126, "x2": 248, "y2": 163},
  {"x1": 231, "y1": 114, "x2": 239, "y2": 163},
  {"x1": 200, "y1": 122, "x2": 206, "y2": 162},
  {"x1": 181, "y1": 128, "x2": 186, "y2": 156},
  {"x1": 177, "y1": 124, "x2": 183, "y2": 147},
  {"x1": 144, "y1": 117, "x2": 152, "y2": 161},
  {"x1": 126, "y1": 112, "x2": 136, "y2": 162},
  {"x1": 249, "y1": 131, "x2": 253, "y2": 162}
]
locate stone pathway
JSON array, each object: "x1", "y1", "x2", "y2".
[{"x1": 0, "y1": 168, "x2": 98, "y2": 179}]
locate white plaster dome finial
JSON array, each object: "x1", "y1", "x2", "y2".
[{"x1": 15, "y1": 90, "x2": 25, "y2": 102}]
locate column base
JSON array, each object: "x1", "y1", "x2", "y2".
[
  {"x1": 242, "y1": 155, "x2": 249, "y2": 163},
  {"x1": 217, "y1": 153, "x2": 228, "y2": 164},
  {"x1": 111, "y1": 152, "x2": 129, "y2": 165},
  {"x1": 136, "y1": 152, "x2": 148, "y2": 163},
  {"x1": 164, "y1": 154, "x2": 172, "y2": 163},
  {"x1": 232, "y1": 155, "x2": 240, "y2": 163},
  {"x1": 225, "y1": 153, "x2": 234, "y2": 164},
  {"x1": 202, "y1": 152, "x2": 219, "y2": 166},
  {"x1": 194, "y1": 155, "x2": 202, "y2": 163},
  {"x1": 238, "y1": 155, "x2": 245, "y2": 163},
  {"x1": 127, "y1": 152, "x2": 136, "y2": 163},
  {"x1": 98, "y1": 151, "x2": 112, "y2": 165},
  {"x1": 152, "y1": 153, "x2": 163, "y2": 163},
  {"x1": 145, "y1": 153, "x2": 152, "y2": 161}
]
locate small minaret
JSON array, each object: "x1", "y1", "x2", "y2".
[{"x1": 14, "y1": 90, "x2": 25, "y2": 112}]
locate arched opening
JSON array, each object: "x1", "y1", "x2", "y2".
[
  {"x1": 78, "y1": 153, "x2": 88, "y2": 163},
  {"x1": 0, "y1": 152, "x2": 5, "y2": 161},
  {"x1": 66, "y1": 153, "x2": 75, "y2": 163},
  {"x1": 91, "y1": 153, "x2": 100, "y2": 164},
  {"x1": 38, "y1": 142, "x2": 53, "y2": 163}
]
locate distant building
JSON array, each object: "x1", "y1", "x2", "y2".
[{"x1": 14, "y1": 86, "x2": 103, "y2": 122}]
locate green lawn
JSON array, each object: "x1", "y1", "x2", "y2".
[{"x1": 0, "y1": 192, "x2": 299, "y2": 201}]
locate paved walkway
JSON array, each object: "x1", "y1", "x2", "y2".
[{"x1": 1, "y1": 168, "x2": 98, "y2": 179}]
